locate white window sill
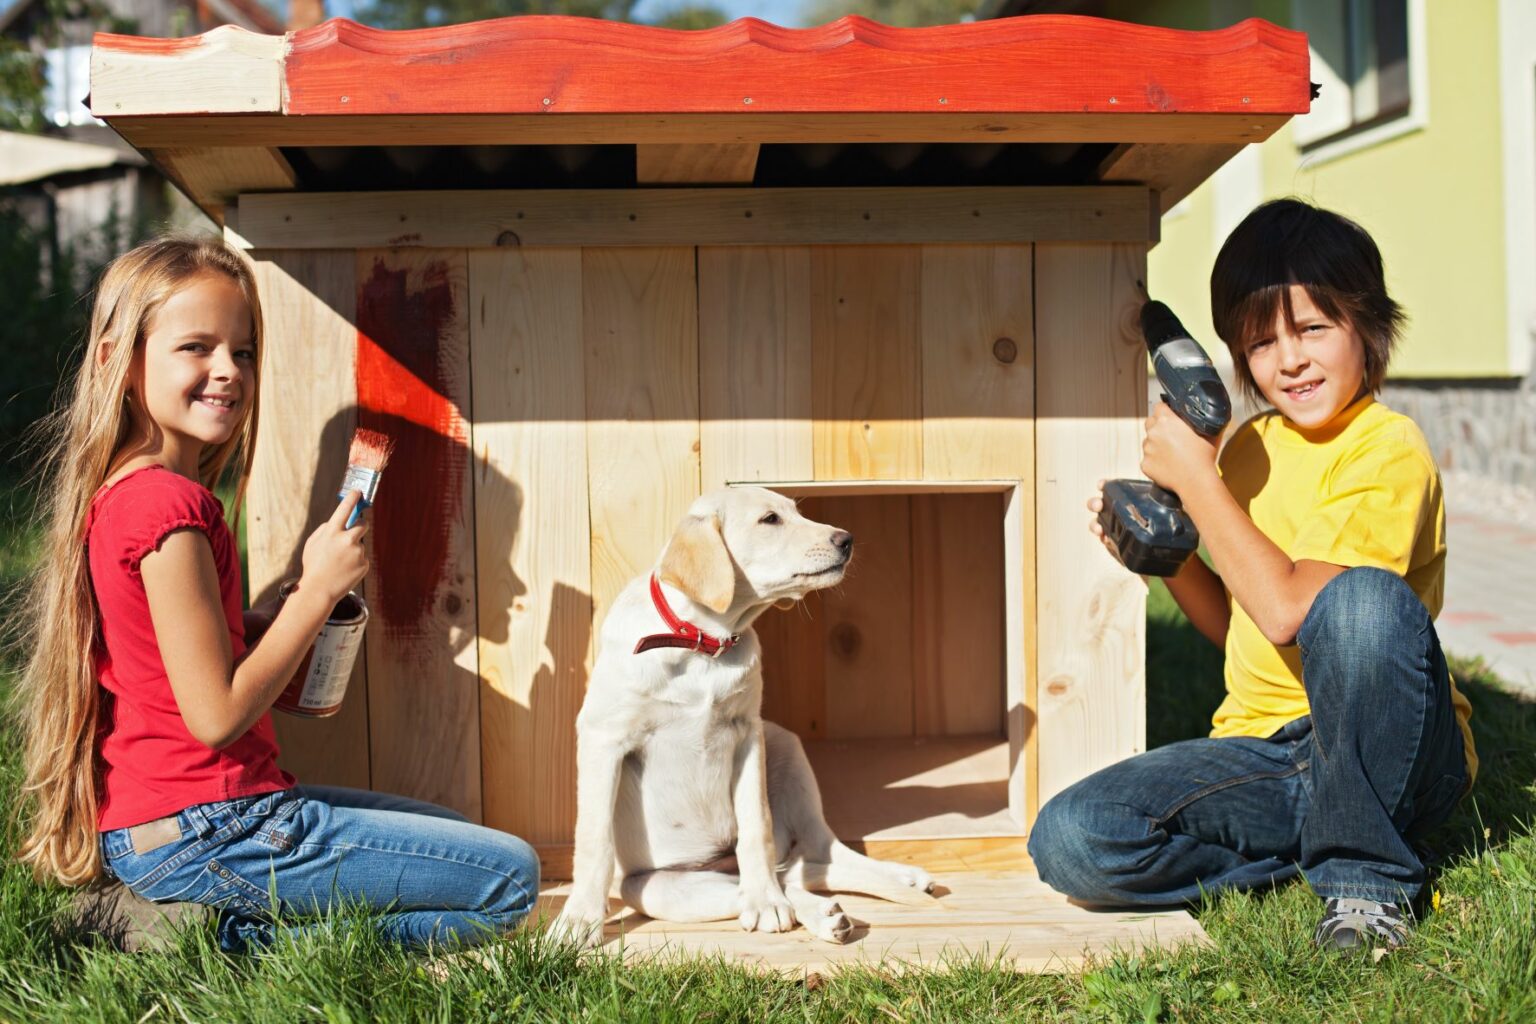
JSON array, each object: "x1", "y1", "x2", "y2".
[{"x1": 1296, "y1": 110, "x2": 1427, "y2": 169}]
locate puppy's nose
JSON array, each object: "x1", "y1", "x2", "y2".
[{"x1": 831, "y1": 530, "x2": 854, "y2": 555}]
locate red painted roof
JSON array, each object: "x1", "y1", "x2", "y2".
[{"x1": 96, "y1": 14, "x2": 1311, "y2": 120}]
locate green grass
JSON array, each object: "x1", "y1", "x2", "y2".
[{"x1": 2, "y1": 487, "x2": 1535, "y2": 1021}]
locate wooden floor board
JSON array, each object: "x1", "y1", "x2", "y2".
[
  {"x1": 535, "y1": 871, "x2": 1207, "y2": 972},
  {"x1": 803, "y1": 734, "x2": 1013, "y2": 840}
]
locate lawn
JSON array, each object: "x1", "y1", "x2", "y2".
[{"x1": 1, "y1": 472, "x2": 1533, "y2": 1022}]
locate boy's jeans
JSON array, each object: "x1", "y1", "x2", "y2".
[
  {"x1": 1028, "y1": 566, "x2": 1469, "y2": 907},
  {"x1": 102, "y1": 785, "x2": 540, "y2": 952}
]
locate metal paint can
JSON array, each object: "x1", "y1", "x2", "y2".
[{"x1": 272, "y1": 579, "x2": 368, "y2": 718}]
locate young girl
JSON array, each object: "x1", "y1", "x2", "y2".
[
  {"x1": 1029, "y1": 199, "x2": 1475, "y2": 952},
  {"x1": 15, "y1": 236, "x2": 539, "y2": 952}
]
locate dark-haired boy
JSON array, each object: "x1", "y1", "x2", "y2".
[{"x1": 1029, "y1": 198, "x2": 1476, "y2": 952}]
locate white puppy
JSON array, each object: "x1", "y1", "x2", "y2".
[{"x1": 552, "y1": 486, "x2": 937, "y2": 946}]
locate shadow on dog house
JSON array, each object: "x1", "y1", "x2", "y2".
[{"x1": 90, "y1": 13, "x2": 1308, "y2": 967}]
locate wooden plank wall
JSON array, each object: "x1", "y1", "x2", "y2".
[
  {"x1": 1033, "y1": 243, "x2": 1148, "y2": 813},
  {"x1": 469, "y1": 248, "x2": 591, "y2": 850},
  {"x1": 753, "y1": 246, "x2": 1032, "y2": 748},
  {"x1": 247, "y1": 250, "x2": 372, "y2": 790},
  {"x1": 354, "y1": 249, "x2": 481, "y2": 818},
  {"x1": 583, "y1": 248, "x2": 702, "y2": 627},
  {"x1": 247, "y1": 239, "x2": 1144, "y2": 852}
]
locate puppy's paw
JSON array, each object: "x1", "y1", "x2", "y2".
[
  {"x1": 548, "y1": 905, "x2": 607, "y2": 949},
  {"x1": 737, "y1": 887, "x2": 796, "y2": 933},
  {"x1": 894, "y1": 863, "x2": 936, "y2": 895},
  {"x1": 807, "y1": 900, "x2": 854, "y2": 945}
]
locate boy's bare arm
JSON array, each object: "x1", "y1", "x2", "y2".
[
  {"x1": 1141, "y1": 403, "x2": 1343, "y2": 647},
  {"x1": 1163, "y1": 553, "x2": 1231, "y2": 648},
  {"x1": 1175, "y1": 473, "x2": 1343, "y2": 646}
]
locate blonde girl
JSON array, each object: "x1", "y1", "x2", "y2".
[{"x1": 15, "y1": 236, "x2": 538, "y2": 951}]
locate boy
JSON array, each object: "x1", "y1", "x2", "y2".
[{"x1": 1028, "y1": 198, "x2": 1476, "y2": 952}]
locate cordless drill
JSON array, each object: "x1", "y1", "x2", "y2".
[{"x1": 1097, "y1": 301, "x2": 1232, "y2": 577}]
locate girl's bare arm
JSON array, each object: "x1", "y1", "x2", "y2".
[{"x1": 141, "y1": 492, "x2": 368, "y2": 748}]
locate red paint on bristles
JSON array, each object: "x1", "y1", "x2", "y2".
[{"x1": 348, "y1": 427, "x2": 396, "y2": 472}]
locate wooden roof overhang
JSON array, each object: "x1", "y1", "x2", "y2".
[{"x1": 89, "y1": 14, "x2": 1310, "y2": 243}]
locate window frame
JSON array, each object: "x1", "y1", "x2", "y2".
[{"x1": 1290, "y1": 0, "x2": 1428, "y2": 166}]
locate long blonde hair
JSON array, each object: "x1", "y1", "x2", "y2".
[{"x1": 13, "y1": 236, "x2": 264, "y2": 886}]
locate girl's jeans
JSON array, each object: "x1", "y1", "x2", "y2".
[
  {"x1": 1028, "y1": 567, "x2": 1470, "y2": 907},
  {"x1": 101, "y1": 785, "x2": 540, "y2": 952}
]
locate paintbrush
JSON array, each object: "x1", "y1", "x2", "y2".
[{"x1": 339, "y1": 428, "x2": 396, "y2": 529}]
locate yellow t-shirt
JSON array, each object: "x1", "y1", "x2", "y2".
[{"x1": 1213, "y1": 394, "x2": 1477, "y2": 783}]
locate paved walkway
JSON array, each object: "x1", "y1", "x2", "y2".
[{"x1": 1439, "y1": 512, "x2": 1536, "y2": 697}]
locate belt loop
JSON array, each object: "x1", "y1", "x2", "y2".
[{"x1": 181, "y1": 801, "x2": 213, "y2": 838}]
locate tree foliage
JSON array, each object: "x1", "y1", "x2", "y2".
[
  {"x1": 356, "y1": 0, "x2": 734, "y2": 31},
  {"x1": 0, "y1": 42, "x2": 47, "y2": 132},
  {"x1": 0, "y1": 0, "x2": 136, "y2": 132},
  {"x1": 0, "y1": 205, "x2": 147, "y2": 468},
  {"x1": 358, "y1": 0, "x2": 628, "y2": 29},
  {"x1": 799, "y1": 0, "x2": 980, "y2": 27},
  {"x1": 647, "y1": 3, "x2": 729, "y2": 29}
]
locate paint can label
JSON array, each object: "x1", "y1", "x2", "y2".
[{"x1": 272, "y1": 579, "x2": 368, "y2": 718}]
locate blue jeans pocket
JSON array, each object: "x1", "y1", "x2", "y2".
[{"x1": 246, "y1": 791, "x2": 304, "y2": 852}]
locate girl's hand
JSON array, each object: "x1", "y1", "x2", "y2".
[
  {"x1": 1086, "y1": 480, "x2": 1125, "y2": 565},
  {"x1": 1141, "y1": 403, "x2": 1219, "y2": 496},
  {"x1": 299, "y1": 490, "x2": 370, "y2": 606}
]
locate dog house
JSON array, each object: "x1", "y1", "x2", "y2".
[{"x1": 90, "y1": 13, "x2": 1307, "y2": 966}]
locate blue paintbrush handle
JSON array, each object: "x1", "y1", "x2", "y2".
[{"x1": 340, "y1": 492, "x2": 371, "y2": 529}]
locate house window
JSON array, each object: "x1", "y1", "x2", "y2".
[
  {"x1": 44, "y1": 44, "x2": 99, "y2": 127},
  {"x1": 1291, "y1": 0, "x2": 1413, "y2": 149}
]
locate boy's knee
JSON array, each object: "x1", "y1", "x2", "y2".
[
  {"x1": 1029, "y1": 788, "x2": 1125, "y2": 904},
  {"x1": 1299, "y1": 566, "x2": 1428, "y2": 663}
]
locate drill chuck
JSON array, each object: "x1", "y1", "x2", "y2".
[{"x1": 1142, "y1": 301, "x2": 1231, "y2": 439}]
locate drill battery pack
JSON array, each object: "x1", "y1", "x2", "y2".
[{"x1": 1098, "y1": 478, "x2": 1201, "y2": 577}]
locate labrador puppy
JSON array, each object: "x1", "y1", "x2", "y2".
[{"x1": 551, "y1": 486, "x2": 936, "y2": 947}]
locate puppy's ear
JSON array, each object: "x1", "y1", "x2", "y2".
[
  {"x1": 772, "y1": 598, "x2": 797, "y2": 611},
  {"x1": 658, "y1": 513, "x2": 736, "y2": 614}
]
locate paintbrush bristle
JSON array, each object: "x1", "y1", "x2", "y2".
[{"x1": 347, "y1": 428, "x2": 396, "y2": 472}]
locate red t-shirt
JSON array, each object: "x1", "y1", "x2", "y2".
[{"x1": 88, "y1": 465, "x2": 294, "y2": 830}]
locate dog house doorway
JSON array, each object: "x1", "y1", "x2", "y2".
[{"x1": 748, "y1": 480, "x2": 1028, "y2": 861}]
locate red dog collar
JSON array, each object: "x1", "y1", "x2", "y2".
[{"x1": 633, "y1": 574, "x2": 740, "y2": 657}]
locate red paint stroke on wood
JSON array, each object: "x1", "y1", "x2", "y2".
[
  {"x1": 273, "y1": 14, "x2": 1310, "y2": 117},
  {"x1": 92, "y1": 31, "x2": 204, "y2": 53},
  {"x1": 355, "y1": 256, "x2": 465, "y2": 636}
]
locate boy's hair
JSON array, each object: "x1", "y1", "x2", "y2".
[
  {"x1": 11, "y1": 235, "x2": 263, "y2": 886},
  {"x1": 1210, "y1": 197, "x2": 1406, "y2": 401}
]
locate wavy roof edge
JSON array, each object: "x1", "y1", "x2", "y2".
[{"x1": 90, "y1": 14, "x2": 1311, "y2": 119}]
